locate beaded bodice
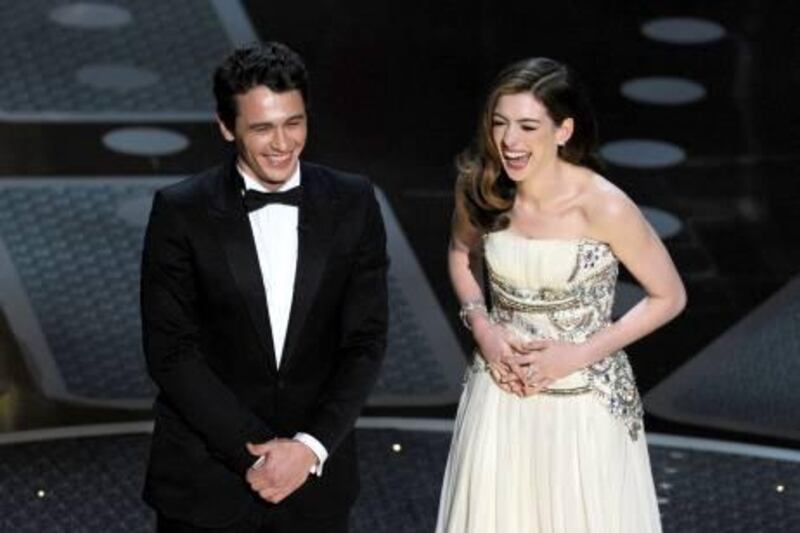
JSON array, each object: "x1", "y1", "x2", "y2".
[{"x1": 477, "y1": 230, "x2": 644, "y2": 439}]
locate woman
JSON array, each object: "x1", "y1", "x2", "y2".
[{"x1": 435, "y1": 58, "x2": 686, "y2": 532}]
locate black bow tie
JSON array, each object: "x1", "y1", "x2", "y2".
[{"x1": 243, "y1": 187, "x2": 302, "y2": 212}]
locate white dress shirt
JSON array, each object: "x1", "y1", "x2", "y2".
[{"x1": 239, "y1": 162, "x2": 328, "y2": 475}]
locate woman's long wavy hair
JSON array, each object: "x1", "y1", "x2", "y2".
[{"x1": 456, "y1": 57, "x2": 602, "y2": 233}]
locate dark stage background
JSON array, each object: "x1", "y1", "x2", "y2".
[{"x1": 1, "y1": 1, "x2": 799, "y2": 531}]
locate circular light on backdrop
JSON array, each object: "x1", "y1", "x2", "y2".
[
  {"x1": 102, "y1": 127, "x2": 189, "y2": 157},
  {"x1": 642, "y1": 17, "x2": 725, "y2": 45},
  {"x1": 641, "y1": 206, "x2": 683, "y2": 240},
  {"x1": 621, "y1": 77, "x2": 706, "y2": 106},
  {"x1": 50, "y1": 3, "x2": 133, "y2": 29},
  {"x1": 600, "y1": 139, "x2": 686, "y2": 169}
]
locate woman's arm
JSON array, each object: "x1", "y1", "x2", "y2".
[
  {"x1": 576, "y1": 187, "x2": 687, "y2": 366},
  {"x1": 449, "y1": 195, "x2": 529, "y2": 394}
]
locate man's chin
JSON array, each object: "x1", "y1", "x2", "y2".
[
  {"x1": 261, "y1": 161, "x2": 298, "y2": 180},
  {"x1": 252, "y1": 168, "x2": 297, "y2": 187}
]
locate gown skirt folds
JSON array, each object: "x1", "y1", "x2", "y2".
[{"x1": 435, "y1": 232, "x2": 662, "y2": 533}]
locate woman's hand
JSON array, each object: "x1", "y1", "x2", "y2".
[
  {"x1": 502, "y1": 339, "x2": 589, "y2": 395},
  {"x1": 473, "y1": 320, "x2": 533, "y2": 396}
]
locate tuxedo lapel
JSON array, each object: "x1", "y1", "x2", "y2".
[
  {"x1": 280, "y1": 162, "x2": 338, "y2": 372},
  {"x1": 208, "y1": 158, "x2": 278, "y2": 374}
]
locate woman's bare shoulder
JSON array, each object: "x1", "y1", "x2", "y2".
[{"x1": 578, "y1": 173, "x2": 644, "y2": 238}]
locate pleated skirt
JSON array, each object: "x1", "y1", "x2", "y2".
[{"x1": 435, "y1": 370, "x2": 662, "y2": 533}]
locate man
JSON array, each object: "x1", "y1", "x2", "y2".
[{"x1": 141, "y1": 42, "x2": 388, "y2": 532}]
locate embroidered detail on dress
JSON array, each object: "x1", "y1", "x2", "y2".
[
  {"x1": 483, "y1": 239, "x2": 645, "y2": 440},
  {"x1": 585, "y1": 350, "x2": 644, "y2": 440}
]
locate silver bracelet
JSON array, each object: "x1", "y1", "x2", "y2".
[{"x1": 459, "y1": 301, "x2": 488, "y2": 330}]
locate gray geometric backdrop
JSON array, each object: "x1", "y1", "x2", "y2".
[
  {"x1": 645, "y1": 275, "x2": 800, "y2": 441},
  {"x1": 0, "y1": 0, "x2": 256, "y2": 121}
]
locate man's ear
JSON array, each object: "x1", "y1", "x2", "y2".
[{"x1": 216, "y1": 115, "x2": 235, "y2": 142}]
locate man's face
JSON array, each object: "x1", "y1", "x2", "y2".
[{"x1": 218, "y1": 86, "x2": 307, "y2": 190}]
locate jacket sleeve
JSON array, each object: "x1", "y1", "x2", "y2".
[
  {"x1": 141, "y1": 190, "x2": 275, "y2": 476},
  {"x1": 304, "y1": 183, "x2": 389, "y2": 453}
]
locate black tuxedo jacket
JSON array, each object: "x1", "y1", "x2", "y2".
[{"x1": 140, "y1": 157, "x2": 388, "y2": 527}]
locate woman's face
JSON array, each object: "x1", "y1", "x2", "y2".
[{"x1": 491, "y1": 92, "x2": 571, "y2": 182}]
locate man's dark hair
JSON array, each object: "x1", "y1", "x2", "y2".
[{"x1": 213, "y1": 42, "x2": 309, "y2": 131}]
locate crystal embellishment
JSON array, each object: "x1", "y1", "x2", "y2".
[{"x1": 481, "y1": 238, "x2": 645, "y2": 440}]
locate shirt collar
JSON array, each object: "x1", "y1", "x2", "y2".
[{"x1": 238, "y1": 161, "x2": 302, "y2": 193}]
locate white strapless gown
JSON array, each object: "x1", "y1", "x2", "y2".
[{"x1": 435, "y1": 232, "x2": 662, "y2": 533}]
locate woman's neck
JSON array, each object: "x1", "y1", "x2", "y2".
[{"x1": 515, "y1": 159, "x2": 568, "y2": 209}]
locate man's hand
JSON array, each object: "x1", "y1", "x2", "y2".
[{"x1": 245, "y1": 439, "x2": 317, "y2": 504}]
